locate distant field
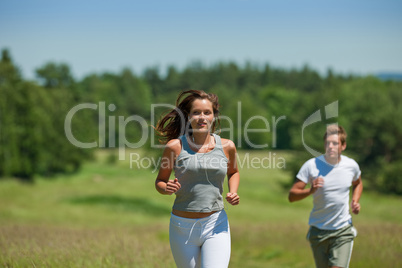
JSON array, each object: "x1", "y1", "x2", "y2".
[{"x1": 1, "y1": 149, "x2": 401, "y2": 267}]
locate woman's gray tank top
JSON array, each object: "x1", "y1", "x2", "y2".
[{"x1": 172, "y1": 134, "x2": 228, "y2": 212}]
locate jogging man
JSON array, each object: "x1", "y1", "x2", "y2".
[{"x1": 289, "y1": 124, "x2": 363, "y2": 268}]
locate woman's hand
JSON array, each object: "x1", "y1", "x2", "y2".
[
  {"x1": 226, "y1": 192, "x2": 240, "y2": 205},
  {"x1": 165, "y1": 178, "x2": 181, "y2": 195}
]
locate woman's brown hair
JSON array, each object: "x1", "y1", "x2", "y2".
[{"x1": 155, "y1": 90, "x2": 221, "y2": 144}]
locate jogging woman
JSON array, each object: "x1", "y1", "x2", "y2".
[{"x1": 155, "y1": 90, "x2": 240, "y2": 268}]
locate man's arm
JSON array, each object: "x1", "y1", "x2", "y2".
[
  {"x1": 288, "y1": 177, "x2": 324, "y2": 202},
  {"x1": 351, "y1": 176, "x2": 363, "y2": 214}
]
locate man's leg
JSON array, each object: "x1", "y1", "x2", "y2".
[
  {"x1": 310, "y1": 241, "x2": 330, "y2": 268},
  {"x1": 308, "y1": 226, "x2": 330, "y2": 268},
  {"x1": 328, "y1": 226, "x2": 356, "y2": 268}
]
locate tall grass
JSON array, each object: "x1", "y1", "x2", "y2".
[{"x1": 0, "y1": 149, "x2": 401, "y2": 267}]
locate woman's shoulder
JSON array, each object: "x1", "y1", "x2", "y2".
[
  {"x1": 166, "y1": 138, "x2": 181, "y2": 146},
  {"x1": 219, "y1": 137, "x2": 236, "y2": 152},
  {"x1": 164, "y1": 138, "x2": 182, "y2": 155},
  {"x1": 220, "y1": 137, "x2": 235, "y2": 146}
]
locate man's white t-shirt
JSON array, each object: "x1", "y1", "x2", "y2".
[{"x1": 297, "y1": 155, "x2": 361, "y2": 230}]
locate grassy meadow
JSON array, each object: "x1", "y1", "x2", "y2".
[{"x1": 0, "y1": 149, "x2": 401, "y2": 267}]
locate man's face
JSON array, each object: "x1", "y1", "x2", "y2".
[{"x1": 325, "y1": 134, "x2": 346, "y2": 160}]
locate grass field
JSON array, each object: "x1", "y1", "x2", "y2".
[{"x1": 0, "y1": 150, "x2": 401, "y2": 267}]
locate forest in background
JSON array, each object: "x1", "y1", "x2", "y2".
[{"x1": 0, "y1": 48, "x2": 401, "y2": 194}]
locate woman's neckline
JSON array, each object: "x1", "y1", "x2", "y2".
[{"x1": 186, "y1": 133, "x2": 217, "y2": 155}]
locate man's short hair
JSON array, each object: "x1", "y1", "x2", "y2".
[{"x1": 324, "y1": 124, "x2": 347, "y2": 145}]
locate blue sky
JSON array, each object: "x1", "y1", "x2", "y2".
[{"x1": 1, "y1": 0, "x2": 401, "y2": 80}]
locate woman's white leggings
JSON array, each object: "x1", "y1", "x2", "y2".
[{"x1": 169, "y1": 210, "x2": 231, "y2": 268}]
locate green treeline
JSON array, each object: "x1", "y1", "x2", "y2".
[{"x1": 0, "y1": 49, "x2": 401, "y2": 194}]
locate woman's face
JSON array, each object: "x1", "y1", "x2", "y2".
[{"x1": 188, "y1": 98, "x2": 214, "y2": 134}]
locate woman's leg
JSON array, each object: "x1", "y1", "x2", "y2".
[
  {"x1": 169, "y1": 215, "x2": 202, "y2": 268},
  {"x1": 201, "y1": 229, "x2": 231, "y2": 267},
  {"x1": 200, "y1": 210, "x2": 231, "y2": 268}
]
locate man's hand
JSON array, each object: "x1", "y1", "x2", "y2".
[
  {"x1": 351, "y1": 200, "x2": 361, "y2": 214},
  {"x1": 310, "y1": 176, "x2": 324, "y2": 194}
]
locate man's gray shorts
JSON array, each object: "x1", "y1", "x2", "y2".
[{"x1": 307, "y1": 224, "x2": 357, "y2": 268}]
